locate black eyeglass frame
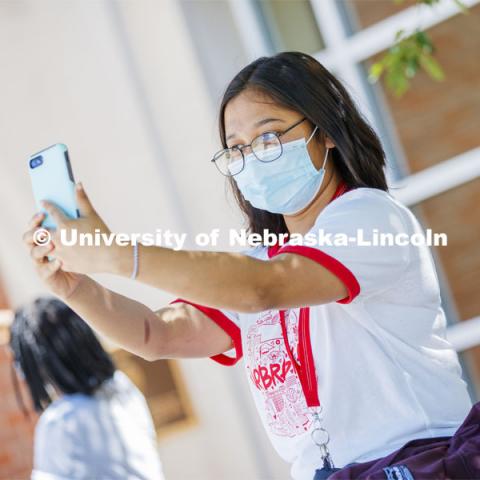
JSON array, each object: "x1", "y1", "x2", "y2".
[{"x1": 211, "y1": 116, "x2": 309, "y2": 177}]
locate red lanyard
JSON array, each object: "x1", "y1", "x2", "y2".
[
  {"x1": 279, "y1": 307, "x2": 320, "y2": 407},
  {"x1": 270, "y1": 181, "x2": 349, "y2": 408}
]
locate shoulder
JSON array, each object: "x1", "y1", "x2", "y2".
[
  {"x1": 318, "y1": 187, "x2": 414, "y2": 232},
  {"x1": 327, "y1": 187, "x2": 406, "y2": 214},
  {"x1": 37, "y1": 394, "x2": 92, "y2": 429},
  {"x1": 36, "y1": 376, "x2": 125, "y2": 433},
  {"x1": 34, "y1": 394, "x2": 92, "y2": 453},
  {"x1": 105, "y1": 370, "x2": 144, "y2": 402}
]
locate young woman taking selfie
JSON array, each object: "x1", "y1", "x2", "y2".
[{"x1": 23, "y1": 52, "x2": 479, "y2": 480}]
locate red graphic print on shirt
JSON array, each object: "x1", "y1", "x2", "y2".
[{"x1": 246, "y1": 309, "x2": 313, "y2": 437}]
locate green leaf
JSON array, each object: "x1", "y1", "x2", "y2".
[
  {"x1": 390, "y1": 44, "x2": 402, "y2": 55},
  {"x1": 405, "y1": 58, "x2": 419, "y2": 78},
  {"x1": 420, "y1": 55, "x2": 445, "y2": 81},
  {"x1": 369, "y1": 62, "x2": 385, "y2": 82},
  {"x1": 415, "y1": 31, "x2": 433, "y2": 53},
  {"x1": 369, "y1": 62, "x2": 385, "y2": 80},
  {"x1": 373, "y1": 0, "x2": 472, "y2": 96},
  {"x1": 394, "y1": 29, "x2": 406, "y2": 42},
  {"x1": 385, "y1": 62, "x2": 410, "y2": 97}
]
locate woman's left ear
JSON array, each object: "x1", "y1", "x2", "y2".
[{"x1": 325, "y1": 137, "x2": 336, "y2": 149}]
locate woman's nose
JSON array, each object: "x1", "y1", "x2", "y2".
[{"x1": 240, "y1": 144, "x2": 254, "y2": 156}]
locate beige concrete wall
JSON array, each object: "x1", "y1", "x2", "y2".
[{"x1": 0, "y1": 1, "x2": 289, "y2": 478}]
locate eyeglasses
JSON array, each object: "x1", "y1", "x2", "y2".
[{"x1": 212, "y1": 117, "x2": 308, "y2": 177}]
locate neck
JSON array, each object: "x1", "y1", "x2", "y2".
[{"x1": 284, "y1": 167, "x2": 341, "y2": 236}]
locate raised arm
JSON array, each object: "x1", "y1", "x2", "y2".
[
  {"x1": 63, "y1": 276, "x2": 233, "y2": 361},
  {"x1": 36, "y1": 184, "x2": 347, "y2": 314},
  {"x1": 23, "y1": 212, "x2": 232, "y2": 362}
]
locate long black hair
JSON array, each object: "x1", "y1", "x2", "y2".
[
  {"x1": 9, "y1": 297, "x2": 115, "y2": 413},
  {"x1": 218, "y1": 51, "x2": 388, "y2": 235}
]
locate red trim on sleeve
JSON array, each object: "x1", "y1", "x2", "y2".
[
  {"x1": 275, "y1": 245, "x2": 360, "y2": 304},
  {"x1": 170, "y1": 298, "x2": 242, "y2": 366}
]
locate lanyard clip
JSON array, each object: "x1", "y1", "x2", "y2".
[
  {"x1": 310, "y1": 406, "x2": 335, "y2": 468},
  {"x1": 311, "y1": 405, "x2": 324, "y2": 427}
]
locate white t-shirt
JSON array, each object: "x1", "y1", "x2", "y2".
[
  {"x1": 176, "y1": 187, "x2": 472, "y2": 480},
  {"x1": 31, "y1": 370, "x2": 165, "y2": 480}
]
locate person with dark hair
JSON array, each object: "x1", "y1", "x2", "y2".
[
  {"x1": 10, "y1": 297, "x2": 164, "y2": 480},
  {"x1": 23, "y1": 52, "x2": 479, "y2": 479}
]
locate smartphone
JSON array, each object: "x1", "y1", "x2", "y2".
[{"x1": 28, "y1": 143, "x2": 79, "y2": 229}]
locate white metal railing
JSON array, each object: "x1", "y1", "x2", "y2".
[
  {"x1": 315, "y1": 0, "x2": 480, "y2": 68},
  {"x1": 391, "y1": 147, "x2": 480, "y2": 206}
]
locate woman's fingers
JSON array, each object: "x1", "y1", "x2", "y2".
[
  {"x1": 23, "y1": 225, "x2": 53, "y2": 247},
  {"x1": 31, "y1": 243, "x2": 54, "y2": 262},
  {"x1": 27, "y1": 211, "x2": 45, "y2": 231},
  {"x1": 75, "y1": 182, "x2": 95, "y2": 216},
  {"x1": 41, "y1": 201, "x2": 68, "y2": 227},
  {"x1": 23, "y1": 211, "x2": 47, "y2": 247}
]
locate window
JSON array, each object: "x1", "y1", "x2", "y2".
[
  {"x1": 254, "y1": 0, "x2": 324, "y2": 53},
  {"x1": 112, "y1": 349, "x2": 196, "y2": 438}
]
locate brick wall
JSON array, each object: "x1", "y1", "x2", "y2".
[
  {"x1": 348, "y1": 0, "x2": 410, "y2": 29},
  {"x1": 0, "y1": 274, "x2": 36, "y2": 479},
  {"x1": 0, "y1": 341, "x2": 37, "y2": 480}
]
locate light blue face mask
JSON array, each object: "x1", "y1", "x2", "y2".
[{"x1": 230, "y1": 126, "x2": 329, "y2": 215}]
